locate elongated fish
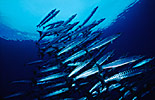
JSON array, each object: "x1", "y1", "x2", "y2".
[
  {"x1": 63, "y1": 34, "x2": 116, "y2": 64},
  {"x1": 11, "y1": 80, "x2": 32, "y2": 84},
  {"x1": 39, "y1": 65, "x2": 60, "y2": 74},
  {"x1": 38, "y1": 25, "x2": 66, "y2": 42},
  {"x1": 81, "y1": 6, "x2": 98, "y2": 26},
  {"x1": 74, "y1": 56, "x2": 143, "y2": 80},
  {"x1": 37, "y1": 8, "x2": 56, "y2": 27},
  {"x1": 62, "y1": 50, "x2": 87, "y2": 64},
  {"x1": 26, "y1": 60, "x2": 44, "y2": 65},
  {"x1": 67, "y1": 62, "x2": 83, "y2": 67},
  {"x1": 104, "y1": 68, "x2": 144, "y2": 83},
  {"x1": 75, "y1": 6, "x2": 98, "y2": 31},
  {"x1": 62, "y1": 41, "x2": 106, "y2": 65},
  {"x1": 72, "y1": 21, "x2": 97, "y2": 38},
  {"x1": 68, "y1": 49, "x2": 109, "y2": 77},
  {"x1": 62, "y1": 14, "x2": 77, "y2": 26},
  {"x1": 44, "y1": 47, "x2": 57, "y2": 54},
  {"x1": 78, "y1": 97, "x2": 87, "y2": 100},
  {"x1": 4, "y1": 92, "x2": 24, "y2": 99},
  {"x1": 93, "y1": 51, "x2": 114, "y2": 68},
  {"x1": 8, "y1": 5, "x2": 154, "y2": 100},
  {"x1": 68, "y1": 58, "x2": 93, "y2": 77},
  {"x1": 40, "y1": 10, "x2": 60, "y2": 27},
  {"x1": 89, "y1": 81, "x2": 102, "y2": 93},
  {"x1": 38, "y1": 72, "x2": 66, "y2": 82},
  {"x1": 42, "y1": 88, "x2": 69, "y2": 98},
  {"x1": 101, "y1": 56, "x2": 143, "y2": 69},
  {"x1": 57, "y1": 37, "x2": 86, "y2": 56},
  {"x1": 43, "y1": 20, "x2": 64, "y2": 30},
  {"x1": 132, "y1": 57, "x2": 154, "y2": 68},
  {"x1": 87, "y1": 33, "x2": 121, "y2": 52},
  {"x1": 108, "y1": 83, "x2": 121, "y2": 91},
  {"x1": 44, "y1": 81, "x2": 66, "y2": 90},
  {"x1": 63, "y1": 21, "x2": 80, "y2": 33}
]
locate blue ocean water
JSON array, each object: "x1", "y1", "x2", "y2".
[{"x1": 0, "y1": 0, "x2": 155, "y2": 99}]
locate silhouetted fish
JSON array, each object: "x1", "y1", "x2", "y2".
[{"x1": 5, "y1": 6, "x2": 154, "y2": 100}]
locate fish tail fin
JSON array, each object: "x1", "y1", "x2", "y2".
[{"x1": 37, "y1": 31, "x2": 43, "y2": 37}]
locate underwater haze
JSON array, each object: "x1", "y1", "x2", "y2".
[
  {"x1": 0, "y1": 0, "x2": 140, "y2": 40},
  {"x1": 0, "y1": 0, "x2": 155, "y2": 99}
]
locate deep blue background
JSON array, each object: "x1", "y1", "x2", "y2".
[{"x1": 0, "y1": 0, "x2": 155, "y2": 99}]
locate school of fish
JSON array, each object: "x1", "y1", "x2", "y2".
[{"x1": 4, "y1": 6, "x2": 155, "y2": 100}]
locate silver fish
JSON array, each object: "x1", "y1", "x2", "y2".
[
  {"x1": 4, "y1": 92, "x2": 24, "y2": 99},
  {"x1": 38, "y1": 25, "x2": 66, "y2": 42},
  {"x1": 75, "y1": 56, "x2": 143, "y2": 80},
  {"x1": 37, "y1": 8, "x2": 56, "y2": 27},
  {"x1": 75, "y1": 6, "x2": 98, "y2": 31},
  {"x1": 40, "y1": 10, "x2": 60, "y2": 27},
  {"x1": 43, "y1": 20, "x2": 64, "y2": 30},
  {"x1": 67, "y1": 62, "x2": 83, "y2": 67},
  {"x1": 104, "y1": 68, "x2": 144, "y2": 83},
  {"x1": 42, "y1": 88, "x2": 69, "y2": 98},
  {"x1": 68, "y1": 58, "x2": 93, "y2": 77},
  {"x1": 57, "y1": 38, "x2": 86, "y2": 56},
  {"x1": 44, "y1": 81, "x2": 66, "y2": 90},
  {"x1": 101, "y1": 56, "x2": 143, "y2": 69},
  {"x1": 62, "y1": 14, "x2": 77, "y2": 26},
  {"x1": 62, "y1": 50, "x2": 87, "y2": 64},
  {"x1": 11, "y1": 80, "x2": 32, "y2": 84},
  {"x1": 87, "y1": 33, "x2": 121, "y2": 52},
  {"x1": 92, "y1": 51, "x2": 114, "y2": 68},
  {"x1": 38, "y1": 72, "x2": 66, "y2": 82},
  {"x1": 89, "y1": 81, "x2": 102, "y2": 93},
  {"x1": 132, "y1": 57, "x2": 154, "y2": 68},
  {"x1": 108, "y1": 83, "x2": 121, "y2": 91},
  {"x1": 27, "y1": 60, "x2": 44, "y2": 65},
  {"x1": 39, "y1": 65, "x2": 60, "y2": 74}
]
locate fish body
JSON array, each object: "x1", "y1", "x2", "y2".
[
  {"x1": 75, "y1": 6, "x2": 98, "y2": 31},
  {"x1": 38, "y1": 72, "x2": 66, "y2": 82},
  {"x1": 39, "y1": 65, "x2": 60, "y2": 74},
  {"x1": 44, "y1": 82, "x2": 66, "y2": 90},
  {"x1": 44, "y1": 47, "x2": 57, "y2": 54},
  {"x1": 132, "y1": 57, "x2": 154, "y2": 68},
  {"x1": 38, "y1": 25, "x2": 66, "y2": 42},
  {"x1": 27, "y1": 60, "x2": 44, "y2": 65},
  {"x1": 96, "y1": 51, "x2": 114, "y2": 65},
  {"x1": 67, "y1": 62, "x2": 83, "y2": 67},
  {"x1": 104, "y1": 68, "x2": 144, "y2": 83},
  {"x1": 75, "y1": 56, "x2": 142, "y2": 80},
  {"x1": 42, "y1": 88, "x2": 69, "y2": 98},
  {"x1": 74, "y1": 67, "x2": 98, "y2": 80},
  {"x1": 108, "y1": 83, "x2": 121, "y2": 91},
  {"x1": 37, "y1": 9, "x2": 56, "y2": 27},
  {"x1": 40, "y1": 10, "x2": 60, "y2": 27},
  {"x1": 57, "y1": 37, "x2": 87, "y2": 56},
  {"x1": 89, "y1": 81, "x2": 102, "y2": 93},
  {"x1": 62, "y1": 14, "x2": 77, "y2": 26},
  {"x1": 87, "y1": 33, "x2": 121, "y2": 52},
  {"x1": 62, "y1": 50, "x2": 87, "y2": 64},
  {"x1": 68, "y1": 58, "x2": 93, "y2": 77},
  {"x1": 11, "y1": 80, "x2": 32, "y2": 84},
  {"x1": 43, "y1": 20, "x2": 64, "y2": 29},
  {"x1": 101, "y1": 56, "x2": 143, "y2": 69}
]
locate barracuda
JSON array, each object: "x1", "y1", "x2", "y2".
[
  {"x1": 75, "y1": 56, "x2": 143, "y2": 80},
  {"x1": 7, "y1": 5, "x2": 154, "y2": 100}
]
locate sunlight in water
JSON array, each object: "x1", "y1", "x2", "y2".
[{"x1": 0, "y1": 0, "x2": 139, "y2": 40}]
